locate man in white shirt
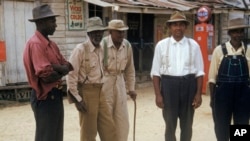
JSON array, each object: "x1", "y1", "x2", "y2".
[{"x1": 150, "y1": 11, "x2": 204, "y2": 141}]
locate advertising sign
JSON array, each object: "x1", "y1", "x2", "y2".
[
  {"x1": 67, "y1": 0, "x2": 84, "y2": 30},
  {"x1": 197, "y1": 6, "x2": 211, "y2": 23}
]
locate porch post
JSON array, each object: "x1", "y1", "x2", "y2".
[{"x1": 139, "y1": 13, "x2": 143, "y2": 72}]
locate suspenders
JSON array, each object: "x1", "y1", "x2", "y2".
[
  {"x1": 82, "y1": 42, "x2": 103, "y2": 84},
  {"x1": 103, "y1": 38, "x2": 130, "y2": 71},
  {"x1": 83, "y1": 43, "x2": 90, "y2": 83},
  {"x1": 165, "y1": 38, "x2": 193, "y2": 73},
  {"x1": 103, "y1": 39, "x2": 108, "y2": 70}
]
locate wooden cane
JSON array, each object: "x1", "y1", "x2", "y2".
[{"x1": 133, "y1": 99, "x2": 136, "y2": 141}]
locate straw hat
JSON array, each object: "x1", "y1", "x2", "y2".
[
  {"x1": 223, "y1": 18, "x2": 250, "y2": 30},
  {"x1": 86, "y1": 17, "x2": 107, "y2": 32},
  {"x1": 29, "y1": 4, "x2": 59, "y2": 22},
  {"x1": 108, "y1": 19, "x2": 129, "y2": 31},
  {"x1": 166, "y1": 11, "x2": 189, "y2": 25}
]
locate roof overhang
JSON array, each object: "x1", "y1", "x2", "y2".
[
  {"x1": 83, "y1": 0, "x2": 248, "y2": 14},
  {"x1": 83, "y1": 0, "x2": 178, "y2": 14},
  {"x1": 83, "y1": 0, "x2": 114, "y2": 7},
  {"x1": 112, "y1": 4, "x2": 175, "y2": 14}
]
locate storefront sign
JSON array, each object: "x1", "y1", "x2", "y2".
[{"x1": 67, "y1": 0, "x2": 84, "y2": 30}]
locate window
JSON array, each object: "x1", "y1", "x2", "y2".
[{"x1": 88, "y1": 4, "x2": 103, "y2": 18}]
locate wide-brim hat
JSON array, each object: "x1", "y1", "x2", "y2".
[
  {"x1": 87, "y1": 17, "x2": 107, "y2": 32},
  {"x1": 166, "y1": 11, "x2": 190, "y2": 25},
  {"x1": 223, "y1": 18, "x2": 250, "y2": 30},
  {"x1": 29, "y1": 4, "x2": 59, "y2": 22},
  {"x1": 108, "y1": 19, "x2": 129, "y2": 31}
]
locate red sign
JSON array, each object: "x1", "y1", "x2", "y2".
[{"x1": 197, "y1": 6, "x2": 211, "y2": 23}]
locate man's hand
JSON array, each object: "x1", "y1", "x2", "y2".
[
  {"x1": 52, "y1": 64, "x2": 70, "y2": 76},
  {"x1": 192, "y1": 93, "x2": 202, "y2": 109},
  {"x1": 155, "y1": 94, "x2": 164, "y2": 109},
  {"x1": 68, "y1": 91, "x2": 87, "y2": 113},
  {"x1": 128, "y1": 91, "x2": 137, "y2": 101},
  {"x1": 209, "y1": 83, "x2": 215, "y2": 108},
  {"x1": 75, "y1": 100, "x2": 87, "y2": 113}
]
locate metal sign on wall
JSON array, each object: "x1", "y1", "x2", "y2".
[{"x1": 67, "y1": 0, "x2": 84, "y2": 30}]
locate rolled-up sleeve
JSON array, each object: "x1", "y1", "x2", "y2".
[
  {"x1": 150, "y1": 42, "x2": 162, "y2": 78},
  {"x1": 29, "y1": 43, "x2": 54, "y2": 78},
  {"x1": 208, "y1": 46, "x2": 222, "y2": 84},
  {"x1": 194, "y1": 43, "x2": 205, "y2": 77},
  {"x1": 124, "y1": 43, "x2": 136, "y2": 91}
]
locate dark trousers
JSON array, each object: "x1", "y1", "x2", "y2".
[
  {"x1": 30, "y1": 88, "x2": 64, "y2": 141},
  {"x1": 161, "y1": 75, "x2": 197, "y2": 141},
  {"x1": 212, "y1": 82, "x2": 250, "y2": 141}
]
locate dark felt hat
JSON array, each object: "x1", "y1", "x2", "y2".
[{"x1": 28, "y1": 4, "x2": 59, "y2": 22}]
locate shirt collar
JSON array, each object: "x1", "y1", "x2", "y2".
[
  {"x1": 35, "y1": 31, "x2": 50, "y2": 46},
  {"x1": 170, "y1": 36, "x2": 186, "y2": 45},
  {"x1": 86, "y1": 36, "x2": 98, "y2": 52},
  {"x1": 107, "y1": 35, "x2": 126, "y2": 49},
  {"x1": 228, "y1": 41, "x2": 245, "y2": 52}
]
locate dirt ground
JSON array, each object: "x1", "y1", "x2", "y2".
[{"x1": 0, "y1": 86, "x2": 216, "y2": 141}]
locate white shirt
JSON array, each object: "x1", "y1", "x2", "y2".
[{"x1": 150, "y1": 36, "x2": 204, "y2": 77}]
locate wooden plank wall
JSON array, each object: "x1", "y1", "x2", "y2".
[
  {"x1": 3, "y1": 1, "x2": 35, "y2": 85},
  {"x1": 42, "y1": 0, "x2": 88, "y2": 61},
  {"x1": 1, "y1": 0, "x2": 88, "y2": 85}
]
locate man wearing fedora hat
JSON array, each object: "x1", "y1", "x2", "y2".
[
  {"x1": 66, "y1": 17, "x2": 117, "y2": 141},
  {"x1": 23, "y1": 4, "x2": 73, "y2": 141},
  {"x1": 151, "y1": 11, "x2": 204, "y2": 141},
  {"x1": 208, "y1": 17, "x2": 250, "y2": 141},
  {"x1": 100, "y1": 19, "x2": 137, "y2": 141}
]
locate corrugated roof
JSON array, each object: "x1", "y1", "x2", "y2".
[
  {"x1": 98, "y1": 0, "x2": 248, "y2": 13},
  {"x1": 116, "y1": 0, "x2": 196, "y2": 10},
  {"x1": 169, "y1": 0, "x2": 233, "y2": 10}
]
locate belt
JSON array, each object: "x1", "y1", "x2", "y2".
[
  {"x1": 47, "y1": 86, "x2": 63, "y2": 100},
  {"x1": 105, "y1": 70, "x2": 124, "y2": 75},
  {"x1": 162, "y1": 74, "x2": 196, "y2": 80},
  {"x1": 48, "y1": 90, "x2": 63, "y2": 100},
  {"x1": 78, "y1": 83, "x2": 103, "y2": 88}
]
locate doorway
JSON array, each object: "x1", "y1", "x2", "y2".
[{"x1": 127, "y1": 13, "x2": 154, "y2": 72}]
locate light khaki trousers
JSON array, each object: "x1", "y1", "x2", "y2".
[
  {"x1": 102, "y1": 75, "x2": 130, "y2": 141},
  {"x1": 78, "y1": 83, "x2": 116, "y2": 141}
]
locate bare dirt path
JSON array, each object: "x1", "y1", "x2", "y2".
[{"x1": 0, "y1": 86, "x2": 216, "y2": 141}]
